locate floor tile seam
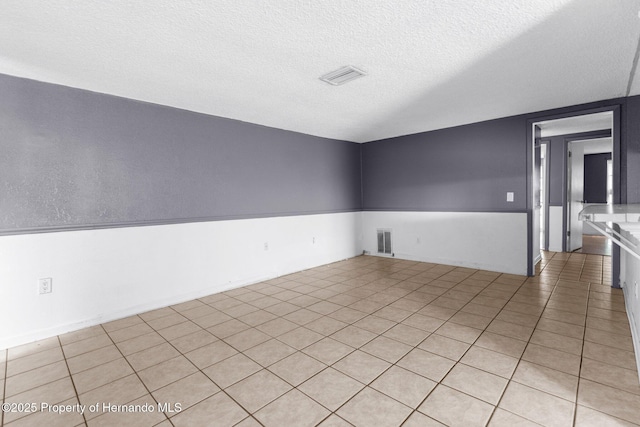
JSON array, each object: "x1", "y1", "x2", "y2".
[
  {"x1": 263, "y1": 326, "x2": 327, "y2": 354},
  {"x1": 585, "y1": 311, "x2": 634, "y2": 325},
  {"x1": 408, "y1": 274, "x2": 527, "y2": 361},
  {"x1": 101, "y1": 314, "x2": 148, "y2": 335},
  {"x1": 57, "y1": 328, "x2": 109, "y2": 349},
  {"x1": 185, "y1": 388, "x2": 255, "y2": 426},
  {"x1": 231, "y1": 385, "x2": 280, "y2": 426},
  {"x1": 147, "y1": 314, "x2": 198, "y2": 331},
  {"x1": 586, "y1": 298, "x2": 626, "y2": 310},
  {"x1": 585, "y1": 312, "x2": 633, "y2": 324},
  {"x1": 575, "y1": 402, "x2": 640, "y2": 427},
  {"x1": 296, "y1": 339, "x2": 358, "y2": 368},
  {"x1": 439, "y1": 370, "x2": 510, "y2": 406},
  {"x1": 271, "y1": 363, "x2": 361, "y2": 408},
  {"x1": 581, "y1": 287, "x2": 637, "y2": 393},
  {"x1": 541, "y1": 300, "x2": 589, "y2": 318},
  {"x1": 122, "y1": 341, "x2": 187, "y2": 372},
  {"x1": 3, "y1": 351, "x2": 68, "y2": 381},
  {"x1": 487, "y1": 406, "x2": 547, "y2": 426},
  {"x1": 581, "y1": 350, "x2": 638, "y2": 370},
  {"x1": 415, "y1": 382, "x2": 501, "y2": 426},
  {"x1": 488, "y1": 379, "x2": 575, "y2": 427},
  {"x1": 455, "y1": 359, "x2": 516, "y2": 380},
  {"x1": 5, "y1": 341, "x2": 62, "y2": 363},
  {"x1": 576, "y1": 377, "x2": 640, "y2": 425},
  {"x1": 137, "y1": 307, "x2": 182, "y2": 325},
  {"x1": 296, "y1": 362, "x2": 414, "y2": 424},
  {"x1": 54, "y1": 335, "x2": 87, "y2": 426},
  {"x1": 488, "y1": 268, "x2": 567, "y2": 426},
  {"x1": 101, "y1": 316, "x2": 193, "y2": 424},
  {"x1": 2, "y1": 361, "x2": 73, "y2": 401},
  {"x1": 507, "y1": 364, "x2": 579, "y2": 403},
  {"x1": 398, "y1": 289, "x2": 496, "y2": 413},
  {"x1": 313, "y1": 294, "x2": 463, "y2": 409},
  {"x1": 577, "y1": 370, "x2": 640, "y2": 397},
  {"x1": 584, "y1": 323, "x2": 633, "y2": 339},
  {"x1": 1, "y1": 349, "x2": 7, "y2": 427},
  {"x1": 557, "y1": 251, "x2": 604, "y2": 427},
  {"x1": 532, "y1": 321, "x2": 586, "y2": 341},
  {"x1": 425, "y1": 328, "x2": 508, "y2": 375}
]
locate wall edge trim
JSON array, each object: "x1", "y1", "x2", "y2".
[{"x1": 0, "y1": 209, "x2": 362, "y2": 237}]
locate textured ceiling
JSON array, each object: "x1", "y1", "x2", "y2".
[{"x1": 0, "y1": 0, "x2": 639, "y2": 142}]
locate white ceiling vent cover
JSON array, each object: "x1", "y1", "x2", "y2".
[{"x1": 320, "y1": 66, "x2": 366, "y2": 86}]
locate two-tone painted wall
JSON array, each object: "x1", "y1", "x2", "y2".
[
  {"x1": 2, "y1": 72, "x2": 640, "y2": 351},
  {"x1": 360, "y1": 116, "x2": 529, "y2": 274},
  {"x1": 0, "y1": 74, "x2": 362, "y2": 349},
  {"x1": 621, "y1": 96, "x2": 640, "y2": 374}
]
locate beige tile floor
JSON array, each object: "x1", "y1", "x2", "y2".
[{"x1": 1, "y1": 252, "x2": 638, "y2": 426}]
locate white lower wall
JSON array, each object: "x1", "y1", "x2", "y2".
[
  {"x1": 0, "y1": 212, "x2": 362, "y2": 350},
  {"x1": 361, "y1": 211, "x2": 528, "y2": 275},
  {"x1": 620, "y1": 234, "x2": 640, "y2": 376},
  {"x1": 549, "y1": 206, "x2": 564, "y2": 252}
]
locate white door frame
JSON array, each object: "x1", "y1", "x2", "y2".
[{"x1": 526, "y1": 105, "x2": 621, "y2": 288}]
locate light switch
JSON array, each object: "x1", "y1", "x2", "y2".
[{"x1": 506, "y1": 192, "x2": 514, "y2": 202}]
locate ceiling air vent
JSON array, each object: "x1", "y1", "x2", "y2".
[{"x1": 320, "y1": 66, "x2": 366, "y2": 86}]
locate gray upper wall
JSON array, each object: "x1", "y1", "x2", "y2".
[
  {"x1": 0, "y1": 74, "x2": 362, "y2": 233},
  {"x1": 2, "y1": 72, "x2": 639, "y2": 234},
  {"x1": 584, "y1": 153, "x2": 612, "y2": 204},
  {"x1": 625, "y1": 96, "x2": 640, "y2": 205},
  {"x1": 362, "y1": 116, "x2": 528, "y2": 212},
  {"x1": 363, "y1": 96, "x2": 640, "y2": 212}
]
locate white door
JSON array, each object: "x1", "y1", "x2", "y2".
[
  {"x1": 540, "y1": 143, "x2": 548, "y2": 250},
  {"x1": 567, "y1": 142, "x2": 584, "y2": 252},
  {"x1": 532, "y1": 142, "x2": 541, "y2": 264}
]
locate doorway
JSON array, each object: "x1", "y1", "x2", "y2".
[
  {"x1": 527, "y1": 107, "x2": 620, "y2": 286},
  {"x1": 566, "y1": 137, "x2": 613, "y2": 254},
  {"x1": 539, "y1": 141, "x2": 549, "y2": 251}
]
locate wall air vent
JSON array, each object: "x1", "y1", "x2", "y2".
[
  {"x1": 320, "y1": 66, "x2": 366, "y2": 86},
  {"x1": 377, "y1": 229, "x2": 392, "y2": 255}
]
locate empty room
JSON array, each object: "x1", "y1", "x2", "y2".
[{"x1": 2, "y1": 1, "x2": 640, "y2": 426}]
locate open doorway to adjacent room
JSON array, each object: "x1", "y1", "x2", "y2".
[
  {"x1": 528, "y1": 108, "x2": 620, "y2": 284},
  {"x1": 567, "y1": 136, "x2": 613, "y2": 256}
]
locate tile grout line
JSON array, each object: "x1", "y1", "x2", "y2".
[
  {"x1": 573, "y1": 277, "x2": 592, "y2": 427},
  {"x1": 291, "y1": 263, "x2": 461, "y2": 425},
  {"x1": 133, "y1": 305, "x2": 270, "y2": 426},
  {"x1": 1, "y1": 348, "x2": 6, "y2": 427},
  {"x1": 461, "y1": 266, "x2": 551, "y2": 426},
  {"x1": 3, "y1": 252, "x2": 630, "y2": 426},
  {"x1": 222, "y1": 262, "x2": 466, "y2": 424},
  {"x1": 56, "y1": 335, "x2": 88, "y2": 427},
  {"x1": 485, "y1": 251, "x2": 583, "y2": 425},
  {"x1": 96, "y1": 321, "x2": 173, "y2": 426},
  {"x1": 117, "y1": 255, "x2": 618, "y2": 423},
  {"x1": 311, "y1": 265, "x2": 528, "y2": 425},
  {"x1": 123, "y1": 311, "x2": 255, "y2": 427},
  {"x1": 496, "y1": 252, "x2": 625, "y2": 425},
  {"x1": 230, "y1": 262, "x2": 453, "y2": 422}
]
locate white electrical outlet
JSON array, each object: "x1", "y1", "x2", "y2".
[
  {"x1": 38, "y1": 278, "x2": 52, "y2": 295},
  {"x1": 264, "y1": 242, "x2": 269, "y2": 251},
  {"x1": 506, "y1": 192, "x2": 515, "y2": 202},
  {"x1": 312, "y1": 237, "x2": 316, "y2": 244}
]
